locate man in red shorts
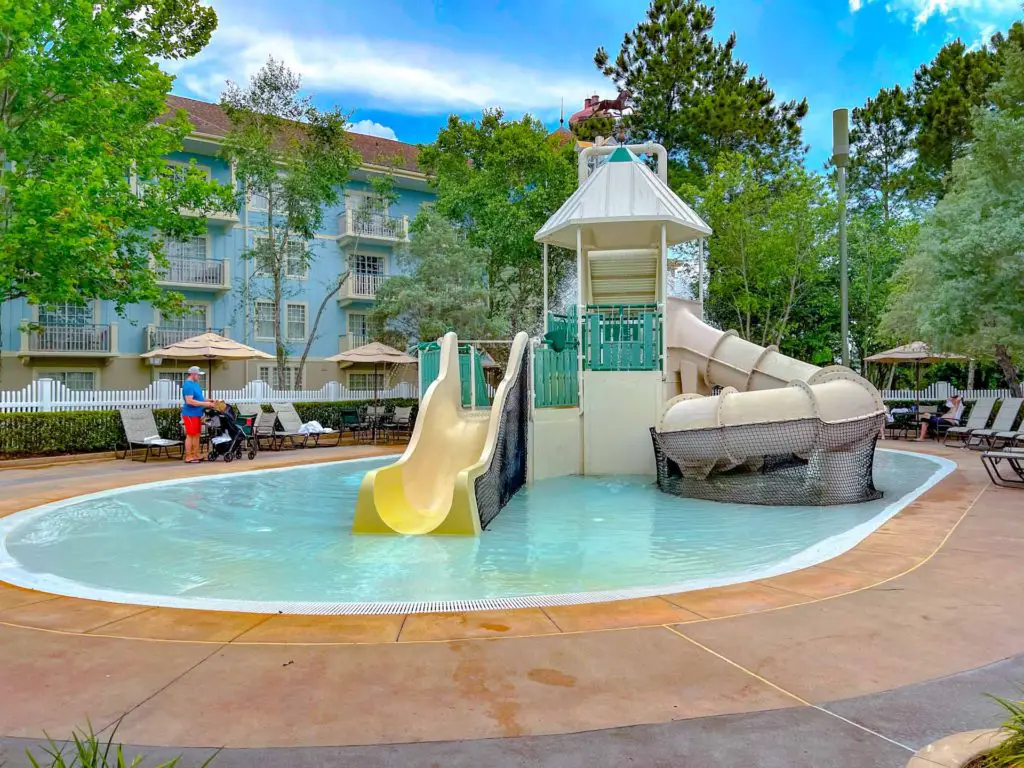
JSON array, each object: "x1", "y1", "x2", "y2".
[{"x1": 182, "y1": 365, "x2": 217, "y2": 463}]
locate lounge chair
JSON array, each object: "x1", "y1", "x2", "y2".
[
  {"x1": 943, "y1": 398, "x2": 996, "y2": 446},
  {"x1": 980, "y1": 447, "x2": 1024, "y2": 488},
  {"x1": 967, "y1": 398, "x2": 1024, "y2": 450},
  {"x1": 339, "y1": 409, "x2": 369, "y2": 443},
  {"x1": 271, "y1": 403, "x2": 340, "y2": 447},
  {"x1": 117, "y1": 408, "x2": 184, "y2": 462},
  {"x1": 384, "y1": 406, "x2": 414, "y2": 442},
  {"x1": 254, "y1": 409, "x2": 307, "y2": 450}
]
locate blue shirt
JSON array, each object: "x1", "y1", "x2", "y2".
[{"x1": 182, "y1": 379, "x2": 205, "y2": 417}]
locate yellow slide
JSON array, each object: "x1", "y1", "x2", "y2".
[{"x1": 352, "y1": 331, "x2": 530, "y2": 535}]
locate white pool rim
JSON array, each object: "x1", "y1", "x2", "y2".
[{"x1": 0, "y1": 449, "x2": 957, "y2": 615}]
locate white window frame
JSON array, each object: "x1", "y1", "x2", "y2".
[
  {"x1": 253, "y1": 237, "x2": 308, "y2": 280},
  {"x1": 34, "y1": 301, "x2": 99, "y2": 326},
  {"x1": 350, "y1": 253, "x2": 385, "y2": 276},
  {"x1": 157, "y1": 370, "x2": 188, "y2": 386},
  {"x1": 34, "y1": 368, "x2": 100, "y2": 390},
  {"x1": 247, "y1": 177, "x2": 286, "y2": 213},
  {"x1": 162, "y1": 233, "x2": 210, "y2": 261},
  {"x1": 155, "y1": 302, "x2": 211, "y2": 331},
  {"x1": 166, "y1": 159, "x2": 213, "y2": 184},
  {"x1": 348, "y1": 372, "x2": 387, "y2": 391},
  {"x1": 347, "y1": 311, "x2": 369, "y2": 339},
  {"x1": 257, "y1": 363, "x2": 304, "y2": 391},
  {"x1": 285, "y1": 301, "x2": 308, "y2": 342},
  {"x1": 254, "y1": 300, "x2": 276, "y2": 341}
]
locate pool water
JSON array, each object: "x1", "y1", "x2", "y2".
[{"x1": 0, "y1": 450, "x2": 952, "y2": 613}]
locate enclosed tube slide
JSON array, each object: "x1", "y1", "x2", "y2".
[
  {"x1": 353, "y1": 331, "x2": 530, "y2": 535},
  {"x1": 656, "y1": 298, "x2": 885, "y2": 504}
]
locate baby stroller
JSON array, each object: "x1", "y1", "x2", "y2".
[{"x1": 205, "y1": 404, "x2": 257, "y2": 462}]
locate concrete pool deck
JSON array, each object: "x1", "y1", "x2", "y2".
[{"x1": 0, "y1": 442, "x2": 1020, "y2": 765}]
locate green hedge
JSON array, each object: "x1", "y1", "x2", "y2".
[{"x1": 0, "y1": 398, "x2": 418, "y2": 459}]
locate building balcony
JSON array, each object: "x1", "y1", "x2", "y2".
[
  {"x1": 146, "y1": 325, "x2": 227, "y2": 352},
  {"x1": 155, "y1": 256, "x2": 231, "y2": 291},
  {"x1": 337, "y1": 210, "x2": 409, "y2": 244},
  {"x1": 338, "y1": 272, "x2": 388, "y2": 306},
  {"x1": 19, "y1": 324, "x2": 118, "y2": 359},
  {"x1": 338, "y1": 332, "x2": 371, "y2": 354},
  {"x1": 181, "y1": 206, "x2": 240, "y2": 227}
]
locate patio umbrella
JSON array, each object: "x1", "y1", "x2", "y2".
[
  {"x1": 141, "y1": 332, "x2": 273, "y2": 391},
  {"x1": 325, "y1": 341, "x2": 417, "y2": 404},
  {"x1": 864, "y1": 342, "x2": 969, "y2": 406}
]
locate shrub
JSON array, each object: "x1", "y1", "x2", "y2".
[
  {"x1": 981, "y1": 694, "x2": 1024, "y2": 767},
  {"x1": 25, "y1": 721, "x2": 216, "y2": 767},
  {"x1": 0, "y1": 398, "x2": 417, "y2": 459}
]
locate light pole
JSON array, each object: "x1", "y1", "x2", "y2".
[{"x1": 833, "y1": 108, "x2": 851, "y2": 368}]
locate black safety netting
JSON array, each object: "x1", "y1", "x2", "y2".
[
  {"x1": 474, "y1": 344, "x2": 529, "y2": 529},
  {"x1": 651, "y1": 415, "x2": 883, "y2": 506}
]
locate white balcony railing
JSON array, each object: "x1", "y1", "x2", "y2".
[
  {"x1": 339, "y1": 273, "x2": 388, "y2": 303},
  {"x1": 338, "y1": 210, "x2": 409, "y2": 242},
  {"x1": 23, "y1": 324, "x2": 116, "y2": 355},
  {"x1": 156, "y1": 256, "x2": 228, "y2": 289},
  {"x1": 338, "y1": 333, "x2": 371, "y2": 353},
  {"x1": 147, "y1": 325, "x2": 224, "y2": 351}
]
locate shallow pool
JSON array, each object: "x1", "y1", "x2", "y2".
[{"x1": 0, "y1": 449, "x2": 953, "y2": 613}]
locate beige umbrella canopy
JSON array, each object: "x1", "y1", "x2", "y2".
[
  {"x1": 326, "y1": 342, "x2": 417, "y2": 403},
  {"x1": 142, "y1": 332, "x2": 273, "y2": 389},
  {"x1": 864, "y1": 342, "x2": 969, "y2": 402}
]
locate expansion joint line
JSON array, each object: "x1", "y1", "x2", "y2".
[{"x1": 661, "y1": 624, "x2": 915, "y2": 754}]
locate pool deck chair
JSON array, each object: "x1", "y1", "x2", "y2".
[
  {"x1": 271, "y1": 402, "x2": 340, "y2": 447},
  {"x1": 943, "y1": 398, "x2": 996, "y2": 446},
  {"x1": 981, "y1": 447, "x2": 1024, "y2": 488},
  {"x1": 254, "y1": 409, "x2": 307, "y2": 451},
  {"x1": 968, "y1": 397, "x2": 1024, "y2": 450},
  {"x1": 117, "y1": 409, "x2": 184, "y2": 462}
]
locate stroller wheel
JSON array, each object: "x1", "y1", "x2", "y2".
[
  {"x1": 207, "y1": 450, "x2": 217, "y2": 462},
  {"x1": 224, "y1": 451, "x2": 234, "y2": 463},
  {"x1": 247, "y1": 448, "x2": 257, "y2": 460}
]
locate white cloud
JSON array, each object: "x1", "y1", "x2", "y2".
[
  {"x1": 345, "y1": 120, "x2": 398, "y2": 140},
  {"x1": 167, "y1": 24, "x2": 606, "y2": 115},
  {"x1": 850, "y1": 0, "x2": 1019, "y2": 33}
]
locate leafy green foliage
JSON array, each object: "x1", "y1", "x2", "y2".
[
  {"x1": 220, "y1": 57, "x2": 360, "y2": 388},
  {"x1": 24, "y1": 720, "x2": 215, "y2": 768},
  {"x1": 595, "y1": 0, "x2": 807, "y2": 189},
  {"x1": 849, "y1": 86, "x2": 916, "y2": 220},
  {"x1": 982, "y1": 694, "x2": 1024, "y2": 767},
  {"x1": 0, "y1": 400, "x2": 416, "y2": 459},
  {"x1": 417, "y1": 110, "x2": 577, "y2": 333},
  {"x1": 688, "y1": 152, "x2": 834, "y2": 358},
  {"x1": 0, "y1": 0, "x2": 230, "y2": 343},
  {"x1": 371, "y1": 208, "x2": 504, "y2": 342},
  {"x1": 882, "y1": 44, "x2": 1024, "y2": 394}
]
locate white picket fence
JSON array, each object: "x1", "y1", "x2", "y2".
[
  {"x1": 879, "y1": 381, "x2": 1016, "y2": 401},
  {"x1": 0, "y1": 378, "x2": 418, "y2": 413}
]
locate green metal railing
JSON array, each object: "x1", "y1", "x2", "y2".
[
  {"x1": 418, "y1": 341, "x2": 491, "y2": 407},
  {"x1": 534, "y1": 345, "x2": 579, "y2": 407},
  {"x1": 582, "y1": 304, "x2": 662, "y2": 371}
]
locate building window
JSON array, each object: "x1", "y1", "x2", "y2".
[
  {"x1": 253, "y1": 238, "x2": 308, "y2": 279},
  {"x1": 254, "y1": 300, "x2": 275, "y2": 339},
  {"x1": 167, "y1": 161, "x2": 212, "y2": 186},
  {"x1": 286, "y1": 303, "x2": 307, "y2": 341},
  {"x1": 248, "y1": 181, "x2": 285, "y2": 213},
  {"x1": 348, "y1": 372, "x2": 386, "y2": 391},
  {"x1": 39, "y1": 303, "x2": 93, "y2": 327},
  {"x1": 158, "y1": 371, "x2": 187, "y2": 386},
  {"x1": 42, "y1": 371, "x2": 96, "y2": 391},
  {"x1": 163, "y1": 304, "x2": 209, "y2": 332},
  {"x1": 258, "y1": 364, "x2": 302, "y2": 391},
  {"x1": 352, "y1": 253, "x2": 384, "y2": 276},
  {"x1": 164, "y1": 234, "x2": 208, "y2": 261},
  {"x1": 348, "y1": 312, "x2": 369, "y2": 345}
]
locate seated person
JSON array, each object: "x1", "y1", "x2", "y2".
[{"x1": 918, "y1": 395, "x2": 964, "y2": 440}]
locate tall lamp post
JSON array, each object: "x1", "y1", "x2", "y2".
[{"x1": 833, "y1": 108, "x2": 851, "y2": 368}]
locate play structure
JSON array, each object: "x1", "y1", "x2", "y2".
[{"x1": 353, "y1": 144, "x2": 886, "y2": 535}]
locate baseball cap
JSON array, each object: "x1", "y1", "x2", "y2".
[{"x1": 186, "y1": 365, "x2": 205, "y2": 376}]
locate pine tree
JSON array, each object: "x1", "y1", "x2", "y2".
[
  {"x1": 849, "y1": 86, "x2": 915, "y2": 221},
  {"x1": 594, "y1": 0, "x2": 807, "y2": 189}
]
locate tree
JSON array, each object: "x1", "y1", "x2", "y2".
[
  {"x1": 692, "y1": 152, "x2": 833, "y2": 353},
  {"x1": 293, "y1": 168, "x2": 400, "y2": 386},
  {"x1": 370, "y1": 207, "x2": 507, "y2": 343},
  {"x1": 220, "y1": 57, "x2": 360, "y2": 389},
  {"x1": 882, "y1": 44, "x2": 1024, "y2": 395},
  {"x1": 0, "y1": 0, "x2": 229, "y2": 375},
  {"x1": 909, "y1": 22, "x2": 1024, "y2": 201},
  {"x1": 849, "y1": 86, "x2": 915, "y2": 221},
  {"x1": 595, "y1": 0, "x2": 808, "y2": 190},
  {"x1": 417, "y1": 110, "x2": 577, "y2": 333}
]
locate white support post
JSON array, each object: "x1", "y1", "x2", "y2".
[
  {"x1": 469, "y1": 347, "x2": 477, "y2": 411},
  {"x1": 542, "y1": 242, "x2": 549, "y2": 334},
  {"x1": 661, "y1": 224, "x2": 668, "y2": 379},
  {"x1": 698, "y1": 238, "x2": 705, "y2": 313}
]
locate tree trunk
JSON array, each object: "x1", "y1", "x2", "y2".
[
  {"x1": 294, "y1": 271, "x2": 350, "y2": 389},
  {"x1": 993, "y1": 344, "x2": 1021, "y2": 397},
  {"x1": 967, "y1": 359, "x2": 976, "y2": 390},
  {"x1": 273, "y1": 272, "x2": 286, "y2": 390}
]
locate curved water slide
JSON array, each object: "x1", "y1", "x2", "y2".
[
  {"x1": 658, "y1": 298, "x2": 885, "y2": 500},
  {"x1": 353, "y1": 331, "x2": 530, "y2": 535}
]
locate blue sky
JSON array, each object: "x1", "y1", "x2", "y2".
[{"x1": 167, "y1": 0, "x2": 1023, "y2": 168}]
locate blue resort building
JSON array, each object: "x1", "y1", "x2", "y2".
[{"x1": 0, "y1": 96, "x2": 434, "y2": 393}]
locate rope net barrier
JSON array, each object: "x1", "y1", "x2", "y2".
[{"x1": 651, "y1": 415, "x2": 883, "y2": 506}]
